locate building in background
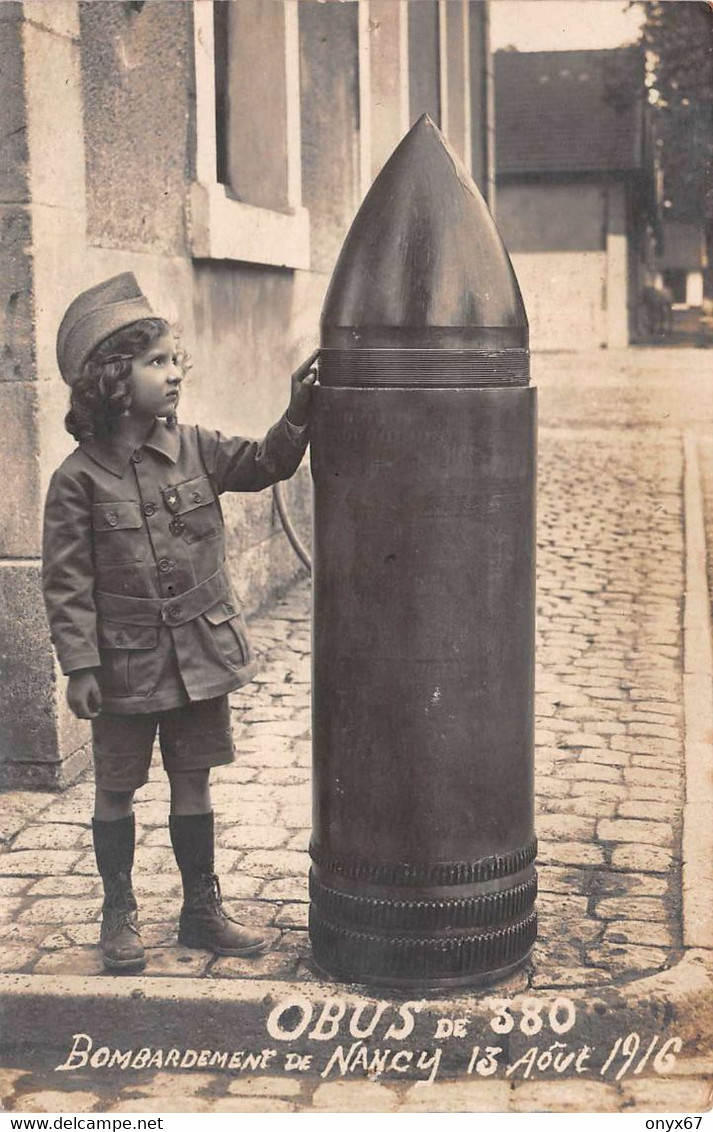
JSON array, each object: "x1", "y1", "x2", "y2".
[
  {"x1": 0, "y1": 0, "x2": 492, "y2": 790},
  {"x1": 659, "y1": 220, "x2": 708, "y2": 309},
  {"x1": 494, "y1": 47, "x2": 661, "y2": 349}
]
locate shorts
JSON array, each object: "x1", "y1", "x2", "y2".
[{"x1": 92, "y1": 695, "x2": 235, "y2": 792}]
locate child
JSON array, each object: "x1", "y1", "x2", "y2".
[{"x1": 43, "y1": 272, "x2": 317, "y2": 973}]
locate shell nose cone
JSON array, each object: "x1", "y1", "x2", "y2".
[{"x1": 321, "y1": 114, "x2": 527, "y2": 344}]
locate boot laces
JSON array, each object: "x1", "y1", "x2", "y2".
[
  {"x1": 103, "y1": 906, "x2": 141, "y2": 938},
  {"x1": 195, "y1": 871, "x2": 229, "y2": 921},
  {"x1": 103, "y1": 870, "x2": 139, "y2": 935}
]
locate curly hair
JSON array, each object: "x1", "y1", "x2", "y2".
[{"x1": 65, "y1": 318, "x2": 190, "y2": 443}]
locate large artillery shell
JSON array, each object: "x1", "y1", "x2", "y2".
[{"x1": 310, "y1": 116, "x2": 537, "y2": 988}]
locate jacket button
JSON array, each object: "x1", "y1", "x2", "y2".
[
  {"x1": 192, "y1": 491, "x2": 203, "y2": 503},
  {"x1": 116, "y1": 632, "x2": 125, "y2": 644},
  {"x1": 131, "y1": 450, "x2": 143, "y2": 463},
  {"x1": 106, "y1": 511, "x2": 118, "y2": 527},
  {"x1": 143, "y1": 502, "x2": 156, "y2": 516},
  {"x1": 168, "y1": 604, "x2": 183, "y2": 620},
  {"x1": 158, "y1": 558, "x2": 173, "y2": 573},
  {"x1": 224, "y1": 603, "x2": 234, "y2": 615}
]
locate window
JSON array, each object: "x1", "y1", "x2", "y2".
[{"x1": 189, "y1": 0, "x2": 310, "y2": 268}]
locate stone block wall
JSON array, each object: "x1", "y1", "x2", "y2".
[{"x1": 497, "y1": 180, "x2": 632, "y2": 350}]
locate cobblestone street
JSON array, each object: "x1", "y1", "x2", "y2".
[
  {"x1": 0, "y1": 432, "x2": 688, "y2": 985},
  {"x1": 0, "y1": 348, "x2": 711, "y2": 1113}
]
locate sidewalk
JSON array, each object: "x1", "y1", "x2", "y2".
[{"x1": 1, "y1": 355, "x2": 713, "y2": 1112}]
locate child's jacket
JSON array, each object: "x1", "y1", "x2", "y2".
[{"x1": 42, "y1": 415, "x2": 308, "y2": 714}]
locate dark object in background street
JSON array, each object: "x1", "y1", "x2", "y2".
[{"x1": 309, "y1": 115, "x2": 537, "y2": 989}]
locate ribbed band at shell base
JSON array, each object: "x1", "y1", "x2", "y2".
[{"x1": 308, "y1": 843, "x2": 537, "y2": 989}]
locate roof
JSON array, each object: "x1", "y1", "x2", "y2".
[{"x1": 495, "y1": 48, "x2": 647, "y2": 177}]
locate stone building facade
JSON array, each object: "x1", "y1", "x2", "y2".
[
  {"x1": 0, "y1": 0, "x2": 492, "y2": 789},
  {"x1": 494, "y1": 48, "x2": 661, "y2": 350},
  {"x1": 659, "y1": 220, "x2": 708, "y2": 308}
]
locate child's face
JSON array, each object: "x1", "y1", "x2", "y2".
[{"x1": 129, "y1": 333, "x2": 182, "y2": 421}]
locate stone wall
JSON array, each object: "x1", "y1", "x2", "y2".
[
  {"x1": 0, "y1": 0, "x2": 491, "y2": 789},
  {"x1": 497, "y1": 179, "x2": 633, "y2": 350}
]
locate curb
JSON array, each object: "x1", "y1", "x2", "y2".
[
  {"x1": 682, "y1": 434, "x2": 713, "y2": 949},
  {"x1": 2, "y1": 950, "x2": 712, "y2": 1076}
]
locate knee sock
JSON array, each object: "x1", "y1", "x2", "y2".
[
  {"x1": 92, "y1": 814, "x2": 136, "y2": 879},
  {"x1": 169, "y1": 810, "x2": 215, "y2": 883}
]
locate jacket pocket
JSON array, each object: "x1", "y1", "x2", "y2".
[
  {"x1": 93, "y1": 502, "x2": 146, "y2": 564},
  {"x1": 98, "y1": 621, "x2": 160, "y2": 697},
  {"x1": 172, "y1": 475, "x2": 221, "y2": 544},
  {"x1": 204, "y1": 600, "x2": 249, "y2": 668}
]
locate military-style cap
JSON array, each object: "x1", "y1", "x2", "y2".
[{"x1": 56, "y1": 272, "x2": 156, "y2": 386}]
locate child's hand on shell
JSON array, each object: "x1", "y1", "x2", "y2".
[
  {"x1": 67, "y1": 670, "x2": 103, "y2": 719},
  {"x1": 287, "y1": 349, "x2": 319, "y2": 428}
]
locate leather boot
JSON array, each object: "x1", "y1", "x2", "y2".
[
  {"x1": 92, "y1": 815, "x2": 146, "y2": 973},
  {"x1": 169, "y1": 812, "x2": 269, "y2": 956}
]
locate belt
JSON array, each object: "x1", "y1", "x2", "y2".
[{"x1": 96, "y1": 565, "x2": 235, "y2": 628}]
